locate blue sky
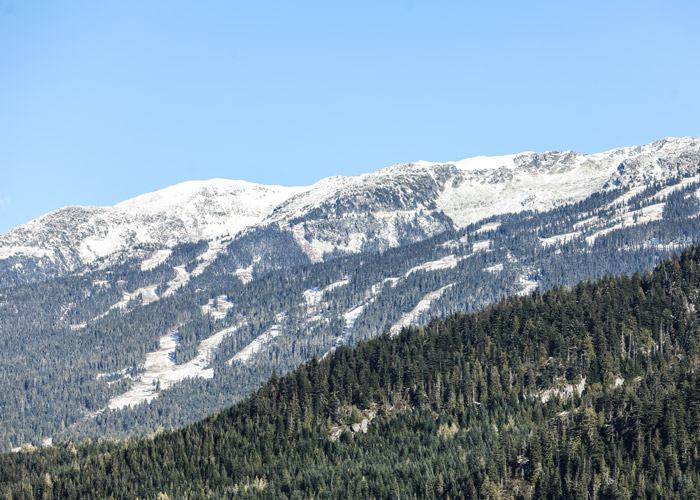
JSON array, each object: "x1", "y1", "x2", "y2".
[{"x1": 1, "y1": 1, "x2": 699, "y2": 233}]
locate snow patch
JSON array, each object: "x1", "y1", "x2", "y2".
[
  {"x1": 108, "y1": 324, "x2": 242, "y2": 409},
  {"x1": 200, "y1": 295, "x2": 233, "y2": 320},
  {"x1": 476, "y1": 222, "x2": 501, "y2": 234},
  {"x1": 291, "y1": 224, "x2": 324, "y2": 264},
  {"x1": 573, "y1": 215, "x2": 600, "y2": 230},
  {"x1": 472, "y1": 240, "x2": 491, "y2": 252},
  {"x1": 516, "y1": 274, "x2": 539, "y2": 296},
  {"x1": 105, "y1": 285, "x2": 160, "y2": 314},
  {"x1": 162, "y1": 266, "x2": 189, "y2": 297},
  {"x1": 190, "y1": 238, "x2": 226, "y2": 278},
  {"x1": 233, "y1": 254, "x2": 260, "y2": 284},
  {"x1": 303, "y1": 278, "x2": 350, "y2": 307},
  {"x1": 374, "y1": 277, "x2": 399, "y2": 294},
  {"x1": 586, "y1": 202, "x2": 665, "y2": 245},
  {"x1": 234, "y1": 266, "x2": 254, "y2": 284},
  {"x1": 140, "y1": 249, "x2": 172, "y2": 271},
  {"x1": 335, "y1": 304, "x2": 366, "y2": 346},
  {"x1": 484, "y1": 263, "x2": 503, "y2": 273},
  {"x1": 324, "y1": 278, "x2": 398, "y2": 357},
  {"x1": 540, "y1": 231, "x2": 582, "y2": 248},
  {"x1": 651, "y1": 173, "x2": 700, "y2": 202},
  {"x1": 96, "y1": 367, "x2": 130, "y2": 380},
  {"x1": 389, "y1": 283, "x2": 455, "y2": 336},
  {"x1": 227, "y1": 315, "x2": 284, "y2": 365},
  {"x1": 604, "y1": 185, "x2": 647, "y2": 210},
  {"x1": 404, "y1": 255, "x2": 458, "y2": 277},
  {"x1": 0, "y1": 246, "x2": 54, "y2": 259}
]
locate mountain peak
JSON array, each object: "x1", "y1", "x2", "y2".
[
  {"x1": 1, "y1": 136, "x2": 699, "y2": 287},
  {"x1": 0, "y1": 179, "x2": 309, "y2": 283}
]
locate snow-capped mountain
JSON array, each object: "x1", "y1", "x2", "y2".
[
  {"x1": 251, "y1": 136, "x2": 700, "y2": 264},
  {"x1": 1, "y1": 136, "x2": 699, "y2": 287},
  {"x1": 3, "y1": 136, "x2": 700, "y2": 451},
  {"x1": 0, "y1": 180, "x2": 307, "y2": 286}
]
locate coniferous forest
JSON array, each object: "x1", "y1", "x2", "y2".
[
  {"x1": 4, "y1": 244, "x2": 700, "y2": 499},
  {"x1": 2, "y1": 175, "x2": 700, "y2": 453}
]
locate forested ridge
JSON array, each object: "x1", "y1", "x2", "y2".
[
  {"x1": 3, "y1": 244, "x2": 700, "y2": 499},
  {"x1": 3, "y1": 174, "x2": 700, "y2": 451}
]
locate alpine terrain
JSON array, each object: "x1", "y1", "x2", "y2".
[
  {"x1": 0, "y1": 136, "x2": 700, "y2": 455},
  {"x1": 2, "y1": 136, "x2": 698, "y2": 287}
]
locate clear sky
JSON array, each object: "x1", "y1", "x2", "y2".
[{"x1": 1, "y1": 1, "x2": 699, "y2": 233}]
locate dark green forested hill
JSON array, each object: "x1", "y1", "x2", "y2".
[{"x1": 4, "y1": 245, "x2": 700, "y2": 499}]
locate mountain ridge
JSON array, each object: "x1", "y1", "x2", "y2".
[
  {"x1": 2, "y1": 137, "x2": 700, "y2": 452},
  {"x1": 0, "y1": 179, "x2": 308, "y2": 286},
  {"x1": 1, "y1": 136, "x2": 699, "y2": 288}
]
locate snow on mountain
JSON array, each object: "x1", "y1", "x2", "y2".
[
  {"x1": 257, "y1": 136, "x2": 700, "y2": 263},
  {"x1": 2, "y1": 136, "x2": 699, "y2": 287},
  {"x1": 436, "y1": 136, "x2": 700, "y2": 227},
  {"x1": 0, "y1": 179, "x2": 308, "y2": 285}
]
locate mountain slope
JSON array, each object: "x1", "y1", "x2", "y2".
[
  {"x1": 0, "y1": 180, "x2": 307, "y2": 286},
  {"x1": 3, "y1": 245, "x2": 700, "y2": 499},
  {"x1": 253, "y1": 136, "x2": 700, "y2": 263},
  {"x1": 2, "y1": 137, "x2": 698, "y2": 287},
  {"x1": 2, "y1": 137, "x2": 700, "y2": 451}
]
